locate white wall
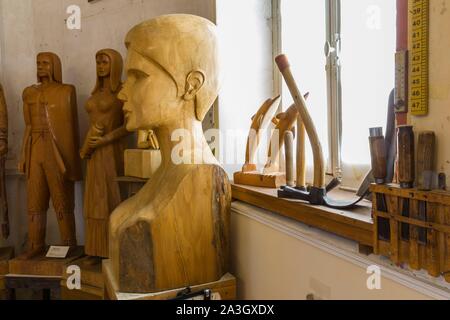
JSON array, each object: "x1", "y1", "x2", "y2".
[
  {"x1": 408, "y1": 0, "x2": 450, "y2": 187},
  {"x1": 216, "y1": 0, "x2": 275, "y2": 176},
  {"x1": 0, "y1": 0, "x2": 216, "y2": 252},
  {"x1": 231, "y1": 202, "x2": 450, "y2": 300}
]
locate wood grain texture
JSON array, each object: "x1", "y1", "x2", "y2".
[
  {"x1": 244, "y1": 96, "x2": 280, "y2": 171},
  {"x1": 296, "y1": 115, "x2": 306, "y2": 189},
  {"x1": 369, "y1": 136, "x2": 387, "y2": 182},
  {"x1": 417, "y1": 131, "x2": 435, "y2": 191},
  {"x1": 397, "y1": 125, "x2": 415, "y2": 188},
  {"x1": 233, "y1": 171, "x2": 286, "y2": 188},
  {"x1": 9, "y1": 246, "x2": 83, "y2": 277},
  {"x1": 371, "y1": 184, "x2": 450, "y2": 282},
  {"x1": 0, "y1": 247, "x2": 13, "y2": 275},
  {"x1": 104, "y1": 260, "x2": 236, "y2": 300},
  {"x1": 108, "y1": 15, "x2": 230, "y2": 294},
  {"x1": 232, "y1": 183, "x2": 373, "y2": 246},
  {"x1": 112, "y1": 165, "x2": 231, "y2": 294},
  {"x1": 275, "y1": 54, "x2": 325, "y2": 188},
  {"x1": 284, "y1": 131, "x2": 295, "y2": 187}
]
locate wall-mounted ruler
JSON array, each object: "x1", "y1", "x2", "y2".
[{"x1": 408, "y1": 0, "x2": 429, "y2": 116}]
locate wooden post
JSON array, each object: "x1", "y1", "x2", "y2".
[
  {"x1": 284, "y1": 131, "x2": 295, "y2": 187},
  {"x1": 387, "y1": 195, "x2": 400, "y2": 264},
  {"x1": 426, "y1": 203, "x2": 440, "y2": 277},
  {"x1": 296, "y1": 115, "x2": 306, "y2": 189},
  {"x1": 409, "y1": 199, "x2": 420, "y2": 270}
]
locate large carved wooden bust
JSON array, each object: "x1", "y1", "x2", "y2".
[{"x1": 109, "y1": 14, "x2": 230, "y2": 293}]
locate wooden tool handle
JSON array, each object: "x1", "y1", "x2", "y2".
[
  {"x1": 275, "y1": 54, "x2": 325, "y2": 188},
  {"x1": 369, "y1": 135, "x2": 387, "y2": 184},
  {"x1": 284, "y1": 131, "x2": 295, "y2": 187},
  {"x1": 397, "y1": 125, "x2": 415, "y2": 189},
  {"x1": 417, "y1": 131, "x2": 435, "y2": 191}
]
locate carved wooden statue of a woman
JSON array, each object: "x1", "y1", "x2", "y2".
[
  {"x1": 108, "y1": 14, "x2": 231, "y2": 294},
  {"x1": 81, "y1": 49, "x2": 130, "y2": 261}
]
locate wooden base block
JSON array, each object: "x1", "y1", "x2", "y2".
[
  {"x1": 61, "y1": 283, "x2": 103, "y2": 300},
  {"x1": 124, "y1": 149, "x2": 161, "y2": 179},
  {"x1": 0, "y1": 276, "x2": 5, "y2": 300},
  {"x1": 9, "y1": 246, "x2": 84, "y2": 277},
  {"x1": 60, "y1": 256, "x2": 103, "y2": 300},
  {"x1": 234, "y1": 171, "x2": 286, "y2": 188},
  {"x1": 103, "y1": 260, "x2": 236, "y2": 300},
  {"x1": 0, "y1": 247, "x2": 14, "y2": 276}
]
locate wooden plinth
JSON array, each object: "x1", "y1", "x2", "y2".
[
  {"x1": 9, "y1": 246, "x2": 84, "y2": 277},
  {"x1": 233, "y1": 171, "x2": 286, "y2": 188},
  {"x1": 124, "y1": 149, "x2": 161, "y2": 179},
  {"x1": 0, "y1": 247, "x2": 14, "y2": 300},
  {"x1": 103, "y1": 259, "x2": 236, "y2": 300},
  {"x1": 61, "y1": 256, "x2": 103, "y2": 300}
]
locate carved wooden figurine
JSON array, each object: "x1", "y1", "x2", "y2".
[
  {"x1": 0, "y1": 84, "x2": 8, "y2": 239},
  {"x1": 81, "y1": 49, "x2": 130, "y2": 261},
  {"x1": 108, "y1": 15, "x2": 231, "y2": 293},
  {"x1": 18, "y1": 52, "x2": 81, "y2": 259}
]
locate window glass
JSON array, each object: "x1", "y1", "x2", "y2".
[
  {"x1": 281, "y1": 0, "x2": 329, "y2": 173},
  {"x1": 340, "y1": 0, "x2": 396, "y2": 165}
]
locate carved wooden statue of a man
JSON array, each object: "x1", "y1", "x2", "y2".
[
  {"x1": 108, "y1": 15, "x2": 231, "y2": 293},
  {"x1": 19, "y1": 52, "x2": 81, "y2": 258}
]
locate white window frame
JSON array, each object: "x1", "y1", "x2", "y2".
[{"x1": 273, "y1": 0, "x2": 374, "y2": 190}]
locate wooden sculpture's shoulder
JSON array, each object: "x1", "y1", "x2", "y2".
[{"x1": 111, "y1": 163, "x2": 231, "y2": 293}]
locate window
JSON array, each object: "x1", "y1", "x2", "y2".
[{"x1": 277, "y1": 0, "x2": 396, "y2": 189}]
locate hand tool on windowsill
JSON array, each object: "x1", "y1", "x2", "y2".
[
  {"x1": 275, "y1": 54, "x2": 365, "y2": 209},
  {"x1": 264, "y1": 93, "x2": 341, "y2": 192}
]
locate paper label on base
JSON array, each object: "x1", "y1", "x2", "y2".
[{"x1": 46, "y1": 246, "x2": 70, "y2": 259}]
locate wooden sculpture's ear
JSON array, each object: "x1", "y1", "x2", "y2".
[{"x1": 183, "y1": 70, "x2": 205, "y2": 102}]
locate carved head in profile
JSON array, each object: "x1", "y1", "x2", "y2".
[
  {"x1": 118, "y1": 14, "x2": 220, "y2": 131},
  {"x1": 93, "y1": 49, "x2": 123, "y2": 94},
  {"x1": 37, "y1": 52, "x2": 62, "y2": 84}
]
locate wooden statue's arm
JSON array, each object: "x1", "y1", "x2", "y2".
[
  {"x1": 103, "y1": 126, "x2": 131, "y2": 145},
  {"x1": 18, "y1": 89, "x2": 31, "y2": 173}
]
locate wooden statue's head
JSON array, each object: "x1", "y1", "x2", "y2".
[
  {"x1": 119, "y1": 14, "x2": 220, "y2": 131},
  {"x1": 37, "y1": 52, "x2": 62, "y2": 84},
  {"x1": 93, "y1": 48, "x2": 123, "y2": 94}
]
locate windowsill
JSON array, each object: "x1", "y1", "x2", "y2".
[{"x1": 231, "y1": 182, "x2": 373, "y2": 246}]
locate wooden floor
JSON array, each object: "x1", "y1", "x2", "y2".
[{"x1": 231, "y1": 183, "x2": 374, "y2": 246}]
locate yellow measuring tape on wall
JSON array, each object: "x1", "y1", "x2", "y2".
[{"x1": 408, "y1": 0, "x2": 429, "y2": 116}]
